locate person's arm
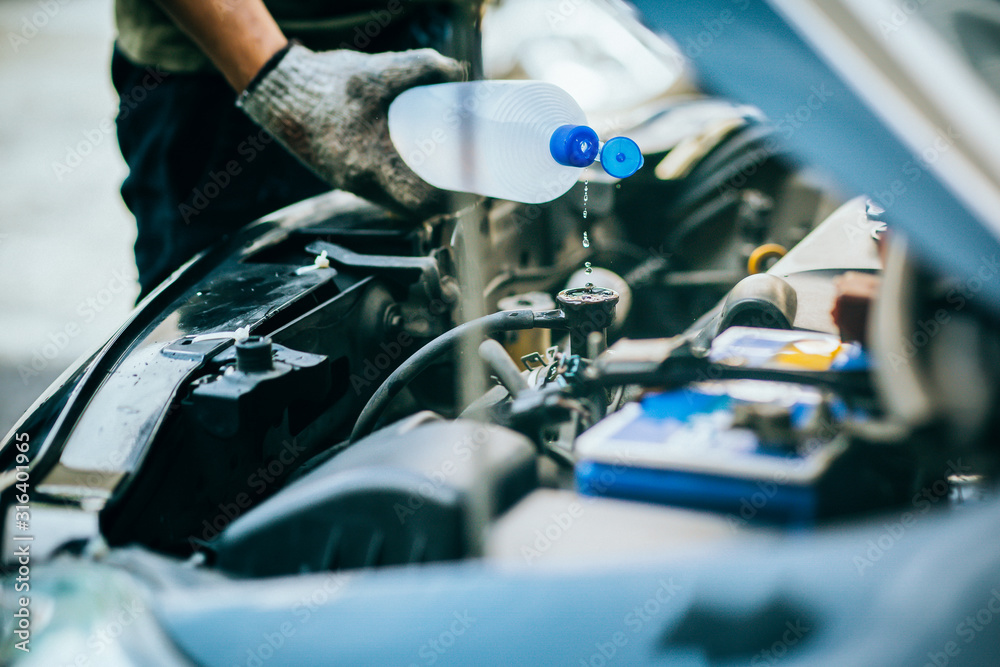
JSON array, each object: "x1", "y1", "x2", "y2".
[
  {"x1": 153, "y1": 0, "x2": 466, "y2": 217},
  {"x1": 154, "y1": 0, "x2": 287, "y2": 91}
]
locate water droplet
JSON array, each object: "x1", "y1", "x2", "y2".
[
  {"x1": 585, "y1": 282, "x2": 594, "y2": 288},
  {"x1": 585, "y1": 261, "x2": 593, "y2": 275},
  {"x1": 582, "y1": 231, "x2": 590, "y2": 248}
]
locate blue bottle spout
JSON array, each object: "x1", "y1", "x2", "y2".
[
  {"x1": 550, "y1": 125, "x2": 600, "y2": 167},
  {"x1": 549, "y1": 125, "x2": 643, "y2": 179}
]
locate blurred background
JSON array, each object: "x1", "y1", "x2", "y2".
[{"x1": 0, "y1": 0, "x2": 137, "y2": 436}]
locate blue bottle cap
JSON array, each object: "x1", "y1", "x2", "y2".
[
  {"x1": 550, "y1": 125, "x2": 600, "y2": 167},
  {"x1": 600, "y1": 137, "x2": 644, "y2": 179}
]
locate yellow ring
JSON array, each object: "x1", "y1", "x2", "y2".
[{"x1": 747, "y1": 243, "x2": 788, "y2": 274}]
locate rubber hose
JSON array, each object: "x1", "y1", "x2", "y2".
[
  {"x1": 350, "y1": 309, "x2": 538, "y2": 442},
  {"x1": 478, "y1": 338, "x2": 530, "y2": 398}
]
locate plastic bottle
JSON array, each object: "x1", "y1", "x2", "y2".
[{"x1": 388, "y1": 81, "x2": 643, "y2": 204}]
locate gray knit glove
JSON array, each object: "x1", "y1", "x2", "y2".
[{"x1": 238, "y1": 43, "x2": 465, "y2": 218}]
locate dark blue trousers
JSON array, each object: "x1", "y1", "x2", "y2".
[{"x1": 111, "y1": 49, "x2": 328, "y2": 300}]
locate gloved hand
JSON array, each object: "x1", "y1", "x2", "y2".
[{"x1": 238, "y1": 43, "x2": 465, "y2": 218}]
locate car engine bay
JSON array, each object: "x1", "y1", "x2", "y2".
[
  {"x1": 6, "y1": 98, "x2": 999, "y2": 570},
  {"x1": 6, "y1": 1, "x2": 1000, "y2": 664}
]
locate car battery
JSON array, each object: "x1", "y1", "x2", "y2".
[
  {"x1": 575, "y1": 379, "x2": 856, "y2": 524},
  {"x1": 706, "y1": 326, "x2": 867, "y2": 372}
]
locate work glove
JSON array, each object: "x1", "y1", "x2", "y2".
[{"x1": 238, "y1": 43, "x2": 465, "y2": 218}]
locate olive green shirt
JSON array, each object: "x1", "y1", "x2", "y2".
[
  {"x1": 115, "y1": 0, "x2": 210, "y2": 72},
  {"x1": 114, "y1": 0, "x2": 469, "y2": 73}
]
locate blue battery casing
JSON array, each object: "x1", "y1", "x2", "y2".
[{"x1": 574, "y1": 382, "x2": 849, "y2": 525}]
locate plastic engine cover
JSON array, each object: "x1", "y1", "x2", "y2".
[{"x1": 212, "y1": 416, "x2": 538, "y2": 576}]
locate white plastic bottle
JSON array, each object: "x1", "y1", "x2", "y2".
[{"x1": 388, "y1": 80, "x2": 643, "y2": 204}]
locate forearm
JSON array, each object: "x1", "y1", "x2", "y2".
[{"x1": 154, "y1": 0, "x2": 287, "y2": 90}]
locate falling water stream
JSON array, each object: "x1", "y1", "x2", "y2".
[{"x1": 583, "y1": 171, "x2": 593, "y2": 283}]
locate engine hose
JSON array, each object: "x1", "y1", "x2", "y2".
[
  {"x1": 666, "y1": 124, "x2": 783, "y2": 220},
  {"x1": 478, "y1": 339, "x2": 530, "y2": 398},
  {"x1": 350, "y1": 309, "x2": 545, "y2": 442}
]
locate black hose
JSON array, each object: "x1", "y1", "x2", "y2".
[
  {"x1": 350, "y1": 309, "x2": 543, "y2": 442},
  {"x1": 665, "y1": 124, "x2": 784, "y2": 221}
]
